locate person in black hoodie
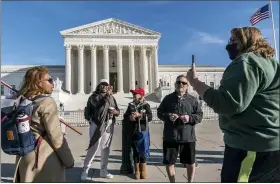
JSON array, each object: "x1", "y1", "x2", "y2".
[
  {"x1": 123, "y1": 88, "x2": 152, "y2": 180},
  {"x1": 81, "y1": 79, "x2": 120, "y2": 181},
  {"x1": 157, "y1": 74, "x2": 203, "y2": 183}
]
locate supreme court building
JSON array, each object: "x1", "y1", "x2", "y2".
[
  {"x1": 61, "y1": 18, "x2": 161, "y2": 94},
  {"x1": 1, "y1": 18, "x2": 225, "y2": 102}
]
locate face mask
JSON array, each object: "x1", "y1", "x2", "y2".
[{"x1": 225, "y1": 43, "x2": 239, "y2": 60}]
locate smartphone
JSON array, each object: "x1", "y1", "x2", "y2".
[{"x1": 192, "y1": 54, "x2": 195, "y2": 65}]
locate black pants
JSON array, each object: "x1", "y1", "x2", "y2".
[
  {"x1": 221, "y1": 144, "x2": 280, "y2": 182},
  {"x1": 132, "y1": 144, "x2": 146, "y2": 163}
]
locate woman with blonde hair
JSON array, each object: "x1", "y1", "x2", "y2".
[
  {"x1": 123, "y1": 88, "x2": 152, "y2": 180},
  {"x1": 187, "y1": 27, "x2": 280, "y2": 182},
  {"x1": 13, "y1": 66, "x2": 74, "y2": 182}
]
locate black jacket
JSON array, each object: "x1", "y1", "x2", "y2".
[
  {"x1": 85, "y1": 92, "x2": 120, "y2": 125},
  {"x1": 157, "y1": 92, "x2": 203, "y2": 143},
  {"x1": 124, "y1": 101, "x2": 152, "y2": 133}
]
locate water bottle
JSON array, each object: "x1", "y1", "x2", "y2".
[{"x1": 17, "y1": 113, "x2": 31, "y2": 134}]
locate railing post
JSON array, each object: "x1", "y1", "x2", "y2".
[{"x1": 120, "y1": 118, "x2": 135, "y2": 174}]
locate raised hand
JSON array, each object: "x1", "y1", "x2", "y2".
[{"x1": 187, "y1": 62, "x2": 197, "y2": 86}]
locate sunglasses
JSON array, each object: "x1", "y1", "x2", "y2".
[
  {"x1": 42, "y1": 78, "x2": 54, "y2": 84},
  {"x1": 176, "y1": 81, "x2": 188, "y2": 85},
  {"x1": 100, "y1": 82, "x2": 109, "y2": 86},
  {"x1": 228, "y1": 37, "x2": 238, "y2": 44}
]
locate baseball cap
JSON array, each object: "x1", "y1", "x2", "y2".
[
  {"x1": 130, "y1": 88, "x2": 145, "y2": 96},
  {"x1": 99, "y1": 79, "x2": 109, "y2": 84}
]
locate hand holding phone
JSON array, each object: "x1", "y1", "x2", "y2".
[
  {"x1": 192, "y1": 54, "x2": 195, "y2": 66},
  {"x1": 187, "y1": 55, "x2": 197, "y2": 85}
]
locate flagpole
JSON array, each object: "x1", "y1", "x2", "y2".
[{"x1": 269, "y1": 0, "x2": 278, "y2": 60}]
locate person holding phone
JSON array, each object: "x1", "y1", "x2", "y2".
[
  {"x1": 187, "y1": 27, "x2": 280, "y2": 182},
  {"x1": 157, "y1": 75, "x2": 203, "y2": 183}
]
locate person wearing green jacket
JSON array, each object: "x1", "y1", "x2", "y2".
[{"x1": 187, "y1": 27, "x2": 280, "y2": 182}]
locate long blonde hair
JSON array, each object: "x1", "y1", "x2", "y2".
[
  {"x1": 133, "y1": 95, "x2": 146, "y2": 104},
  {"x1": 19, "y1": 66, "x2": 50, "y2": 99},
  {"x1": 231, "y1": 27, "x2": 275, "y2": 58}
]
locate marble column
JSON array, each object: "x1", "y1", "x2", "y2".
[
  {"x1": 152, "y1": 45, "x2": 159, "y2": 90},
  {"x1": 141, "y1": 45, "x2": 148, "y2": 93},
  {"x1": 205, "y1": 74, "x2": 208, "y2": 85},
  {"x1": 148, "y1": 51, "x2": 153, "y2": 93},
  {"x1": 77, "y1": 45, "x2": 84, "y2": 94},
  {"x1": 117, "y1": 45, "x2": 124, "y2": 93},
  {"x1": 64, "y1": 44, "x2": 72, "y2": 93},
  {"x1": 90, "y1": 45, "x2": 97, "y2": 92},
  {"x1": 103, "y1": 45, "x2": 110, "y2": 81},
  {"x1": 129, "y1": 45, "x2": 135, "y2": 90}
]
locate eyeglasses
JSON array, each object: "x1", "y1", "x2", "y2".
[{"x1": 176, "y1": 81, "x2": 188, "y2": 85}]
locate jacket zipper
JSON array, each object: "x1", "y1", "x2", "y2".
[{"x1": 177, "y1": 97, "x2": 182, "y2": 142}]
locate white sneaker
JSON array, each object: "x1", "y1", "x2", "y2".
[
  {"x1": 80, "y1": 169, "x2": 89, "y2": 181},
  {"x1": 100, "y1": 169, "x2": 113, "y2": 179}
]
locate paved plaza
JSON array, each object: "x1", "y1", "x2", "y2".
[{"x1": 1, "y1": 121, "x2": 224, "y2": 183}]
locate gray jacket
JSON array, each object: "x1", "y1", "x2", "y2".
[{"x1": 157, "y1": 92, "x2": 203, "y2": 143}]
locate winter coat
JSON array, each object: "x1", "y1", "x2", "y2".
[
  {"x1": 157, "y1": 92, "x2": 203, "y2": 143},
  {"x1": 86, "y1": 92, "x2": 120, "y2": 149},
  {"x1": 13, "y1": 96, "x2": 74, "y2": 183},
  {"x1": 124, "y1": 101, "x2": 152, "y2": 133}
]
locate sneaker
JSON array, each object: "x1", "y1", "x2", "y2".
[
  {"x1": 100, "y1": 169, "x2": 113, "y2": 179},
  {"x1": 80, "y1": 169, "x2": 89, "y2": 181}
]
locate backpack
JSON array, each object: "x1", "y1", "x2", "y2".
[
  {"x1": 1, "y1": 95, "x2": 47, "y2": 158},
  {"x1": 84, "y1": 95, "x2": 93, "y2": 121}
]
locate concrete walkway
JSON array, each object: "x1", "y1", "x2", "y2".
[{"x1": 1, "y1": 121, "x2": 224, "y2": 183}]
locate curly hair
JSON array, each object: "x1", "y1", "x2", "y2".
[
  {"x1": 231, "y1": 27, "x2": 275, "y2": 58},
  {"x1": 19, "y1": 66, "x2": 50, "y2": 98}
]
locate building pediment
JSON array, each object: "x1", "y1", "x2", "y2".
[{"x1": 60, "y1": 18, "x2": 161, "y2": 38}]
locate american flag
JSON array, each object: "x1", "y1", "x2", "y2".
[{"x1": 250, "y1": 4, "x2": 270, "y2": 26}]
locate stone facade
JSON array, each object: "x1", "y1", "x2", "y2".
[
  {"x1": 1, "y1": 18, "x2": 225, "y2": 108},
  {"x1": 1, "y1": 64, "x2": 224, "y2": 95}
]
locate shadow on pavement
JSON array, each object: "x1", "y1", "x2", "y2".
[
  {"x1": 66, "y1": 166, "x2": 84, "y2": 182},
  {"x1": 79, "y1": 153, "x2": 223, "y2": 168},
  {"x1": 91, "y1": 168, "x2": 135, "y2": 181},
  {"x1": 1, "y1": 163, "x2": 108, "y2": 183},
  {"x1": 1, "y1": 163, "x2": 15, "y2": 183},
  {"x1": 113, "y1": 149, "x2": 224, "y2": 156}
]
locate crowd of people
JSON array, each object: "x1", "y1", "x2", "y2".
[{"x1": 7, "y1": 27, "x2": 279, "y2": 183}]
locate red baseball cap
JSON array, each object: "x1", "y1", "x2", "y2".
[{"x1": 130, "y1": 88, "x2": 145, "y2": 96}]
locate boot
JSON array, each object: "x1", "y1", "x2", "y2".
[
  {"x1": 140, "y1": 163, "x2": 147, "y2": 179},
  {"x1": 134, "y1": 163, "x2": 140, "y2": 180}
]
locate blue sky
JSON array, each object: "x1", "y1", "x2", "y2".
[{"x1": 2, "y1": 1, "x2": 279, "y2": 67}]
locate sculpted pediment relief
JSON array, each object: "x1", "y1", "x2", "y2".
[
  {"x1": 61, "y1": 18, "x2": 160, "y2": 36},
  {"x1": 70, "y1": 22, "x2": 152, "y2": 35}
]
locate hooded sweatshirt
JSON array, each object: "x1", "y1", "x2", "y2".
[{"x1": 203, "y1": 52, "x2": 280, "y2": 152}]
